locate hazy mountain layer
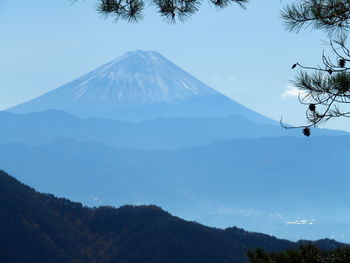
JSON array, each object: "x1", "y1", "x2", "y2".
[
  {"x1": 0, "y1": 170, "x2": 344, "y2": 263},
  {"x1": 8, "y1": 51, "x2": 275, "y2": 124},
  {"x1": 0, "y1": 110, "x2": 346, "y2": 149},
  {"x1": 1, "y1": 136, "x2": 350, "y2": 242}
]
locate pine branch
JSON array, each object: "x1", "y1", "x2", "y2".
[
  {"x1": 93, "y1": 0, "x2": 248, "y2": 23},
  {"x1": 281, "y1": 0, "x2": 350, "y2": 36}
]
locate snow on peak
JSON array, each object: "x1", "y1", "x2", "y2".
[
  {"x1": 61, "y1": 50, "x2": 219, "y2": 104},
  {"x1": 8, "y1": 50, "x2": 276, "y2": 124}
]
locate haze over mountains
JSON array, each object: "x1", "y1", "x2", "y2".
[
  {"x1": 1, "y1": 135, "x2": 350, "y2": 242},
  {"x1": 0, "y1": 110, "x2": 345, "y2": 149},
  {"x1": 3, "y1": 50, "x2": 349, "y2": 243}
]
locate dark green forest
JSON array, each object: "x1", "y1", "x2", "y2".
[
  {"x1": 0, "y1": 170, "x2": 346, "y2": 263},
  {"x1": 248, "y1": 244, "x2": 350, "y2": 263}
]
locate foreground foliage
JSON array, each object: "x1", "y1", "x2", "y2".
[
  {"x1": 248, "y1": 243, "x2": 350, "y2": 263},
  {"x1": 282, "y1": 1, "x2": 350, "y2": 135},
  {"x1": 73, "y1": 0, "x2": 248, "y2": 23}
]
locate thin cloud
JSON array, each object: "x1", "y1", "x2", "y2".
[
  {"x1": 227, "y1": 76, "x2": 236, "y2": 81},
  {"x1": 282, "y1": 85, "x2": 307, "y2": 99},
  {"x1": 212, "y1": 76, "x2": 237, "y2": 84},
  {"x1": 216, "y1": 206, "x2": 261, "y2": 217},
  {"x1": 285, "y1": 219, "x2": 316, "y2": 225}
]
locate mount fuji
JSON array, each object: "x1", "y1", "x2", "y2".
[{"x1": 9, "y1": 50, "x2": 275, "y2": 124}]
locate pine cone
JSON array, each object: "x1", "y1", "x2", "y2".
[{"x1": 303, "y1": 127, "x2": 311, "y2": 137}]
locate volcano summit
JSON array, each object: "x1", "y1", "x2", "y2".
[{"x1": 9, "y1": 51, "x2": 274, "y2": 123}]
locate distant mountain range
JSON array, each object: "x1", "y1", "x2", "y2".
[
  {"x1": 1, "y1": 135, "x2": 350, "y2": 241},
  {"x1": 0, "y1": 170, "x2": 345, "y2": 263},
  {"x1": 8, "y1": 50, "x2": 275, "y2": 124},
  {"x1": 0, "y1": 110, "x2": 345, "y2": 149},
  {"x1": 3, "y1": 50, "x2": 349, "y2": 243}
]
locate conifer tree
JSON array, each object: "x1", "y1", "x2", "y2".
[
  {"x1": 91, "y1": 0, "x2": 248, "y2": 23},
  {"x1": 248, "y1": 243, "x2": 350, "y2": 263},
  {"x1": 281, "y1": 0, "x2": 350, "y2": 136}
]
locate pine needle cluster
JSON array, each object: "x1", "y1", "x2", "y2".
[
  {"x1": 281, "y1": 1, "x2": 350, "y2": 135},
  {"x1": 93, "y1": 0, "x2": 248, "y2": 23}
]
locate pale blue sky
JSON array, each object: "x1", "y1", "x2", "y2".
[{"x1": 1, "y1": 0, "x2": 347, "y2": 130}]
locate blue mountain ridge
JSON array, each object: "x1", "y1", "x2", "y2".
[
  {"x1": 1, "y1": 136, "x2": 349, "y2": 242},
  {"x1": 0, "y1": 110, "x2": 346, "y2": 149}
]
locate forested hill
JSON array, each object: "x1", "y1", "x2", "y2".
[{"x1": 0, "y1": 170, "x2": 344, "y2": 263}]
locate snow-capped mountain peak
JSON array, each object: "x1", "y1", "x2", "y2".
[
  {"x1": 8, "y1": 50, "x2": 275, "y2": 124},
  {"x1": 67, "y1": 50, "x2": 217, "y2": 104}
]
